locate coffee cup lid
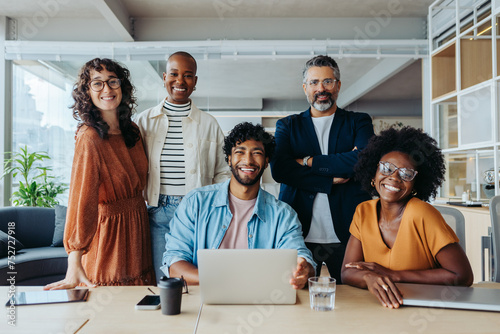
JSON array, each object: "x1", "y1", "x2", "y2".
[{"x1": 158, "y1": 276, "x2": 184, "y2": 288}]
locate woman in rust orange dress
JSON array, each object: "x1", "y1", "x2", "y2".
[{"x1": 45, "y1": 58, "x2": 154, "y2": 289}]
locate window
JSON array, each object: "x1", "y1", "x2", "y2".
[
  {"x1": 6, "y1": 59, "x2": 166, "y2": 206},
  {"x1": 11, "y1": 61, "x2": 76, "y2": 205}
]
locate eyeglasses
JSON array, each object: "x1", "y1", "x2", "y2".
[
  {"x1": 306, "y1": 79, "x2": 337, "y2": 89},
  {"x1": 378, "y1": 161, "x2": 418, "y2": 182},
  {"x1": 89, "y1": 78, "x2": 121, "y2": 92}
]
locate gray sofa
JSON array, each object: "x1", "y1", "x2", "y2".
[{"x1": 0, "y1": 206, "x2": 68, "y2": 285}]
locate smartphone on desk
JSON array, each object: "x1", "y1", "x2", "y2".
[{"x1": 135, "y1": 295, "x2": 161, "y2": 310}]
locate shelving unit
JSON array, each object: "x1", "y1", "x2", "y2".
[
  {"x1": 429, "y1": 1, "x2": 500, "y2": 281},
  {"x1": 429, "y1": 0, "x2": 500, "y2": 201}
]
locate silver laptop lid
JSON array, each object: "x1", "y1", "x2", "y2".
[
  {"x1": 197, "y1": 249, "x2": 297, "y2": 305},
  {"x1": 397, "y1": 283, "x2": 500, "y2": 312}
]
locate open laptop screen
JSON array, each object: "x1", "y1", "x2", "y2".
[{"x1": 198, "y1": 249, "x2": 297, "y2": 305}]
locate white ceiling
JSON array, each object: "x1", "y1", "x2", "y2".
[
  {"x1": 1, "y1": 0, "x2": 434, "y2": 115},
  {"x1": 1, "y1": 0, "x2": 433, "y2": 18},
  {"x1": 121, "y1": 0, "x2": 432, "y2": 18}
]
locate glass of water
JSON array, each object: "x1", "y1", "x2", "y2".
[{"x1": 308, "y1": 276, "x2": 336, "y2": 311}]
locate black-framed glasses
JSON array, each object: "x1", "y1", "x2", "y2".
[
  {"x1": 89, "y1": 78, "x2": 121, "y2": 92},
  {"x1": 307, "y1": 79, "x2": 337, "y2": 89},
  {"x1": 378, "y1": 161, "x2": 418, "y2": 182}
]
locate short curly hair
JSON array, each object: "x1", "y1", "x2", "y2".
[
  {"x1": 71, "y1": 58, "x2": 140, "y2": 148},
  {"x1": 354, "y1": 126, "x2": 445, "y2": 202},
  {"x1": 223, "y1": 122, "x2": 275, "y2": 163}
]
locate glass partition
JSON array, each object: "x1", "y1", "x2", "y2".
[
  {"x1": 434, "y1": 97, "x2": 458, "y2": 149},
  {"x1": 459, "y1": 86, "x2": 493, "y2": 145},
  {"x1": 12, "y1": 61, "x2": 76, "y2": 205},
  {"x1": 442, "y1": 149, "x2": 495, "y2": 201}
]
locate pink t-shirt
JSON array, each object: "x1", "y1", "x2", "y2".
[{"x1": 219, "y1": 192, "x2": 257, "y2": 249}]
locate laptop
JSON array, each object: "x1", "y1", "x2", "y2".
[
  {"x1": 396, "y1": 283, "x2": 500, "y2": 312},
  {"x1": 197, "y1": 249, "x2": 297, "y2": 305}
]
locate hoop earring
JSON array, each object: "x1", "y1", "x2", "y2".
[
  {"x1": 411, "y1": 189, "x2": 417, "y2": 196},
  {"x1": 371, "y1": 179, "x2": 375, "y2": 187}
]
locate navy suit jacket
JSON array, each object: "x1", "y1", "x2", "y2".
[{"x1": 271, "y1": 107, "x2": 374, "y2": 244}]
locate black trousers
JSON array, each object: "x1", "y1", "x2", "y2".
[{"x1": 305, "y1": 242, "x2": 346, "y2": 283}]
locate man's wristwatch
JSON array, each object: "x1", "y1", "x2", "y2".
[{"x1": 303, "y1": 156, "x2": 311, "y2": 167}]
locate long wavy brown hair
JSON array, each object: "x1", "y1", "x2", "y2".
[{"x1": 71, "y1": 58, "x2": 140, "y2": 148}]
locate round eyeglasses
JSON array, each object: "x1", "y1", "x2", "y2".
[
  {"x1": 306, "y1": 79, "x2": 337, "y2": 89},
  {"x1": 89, "y1": 78, "x2": 122, "y2": 92},
  {"x1": 377, "y1": 161, "x2": 418, "y2": 182}
]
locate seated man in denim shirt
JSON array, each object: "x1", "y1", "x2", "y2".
[{"x1": 163, "y1": 122, "x2": 316, "y2": 289}]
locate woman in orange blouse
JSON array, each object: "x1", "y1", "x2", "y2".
[
  {"x1": 341, "y1": 127, "x2": 473, "y2": 308},
  {"x1": 45, "y1": 58, "x2": 154, "y2": 289}
]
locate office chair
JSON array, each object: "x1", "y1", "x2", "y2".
[
  {"x1": 488, "y1": 196, "x2": 500, "y2": 282},
  {"x1": 434, "y1": 205, "x2": 466, "y2": 252}
]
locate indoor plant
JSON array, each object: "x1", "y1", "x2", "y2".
[{"x1": 2, "y1": 145, "x2": 67, "y2": 207}]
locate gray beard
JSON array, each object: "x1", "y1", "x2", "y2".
[
  {"x1": 307, "y1": 93, "x2": 334, "y2": 112},
  {"x1": 312, "y1": 100, "x2": 333, "y2": 112}
]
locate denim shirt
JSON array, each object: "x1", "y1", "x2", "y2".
[{"x1": 163, "y1": 179, "x2": 316, "y2": 272}]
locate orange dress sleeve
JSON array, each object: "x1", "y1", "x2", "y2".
[{"x1": 63, "y1": 127, "x2": 101, "y2": 254}]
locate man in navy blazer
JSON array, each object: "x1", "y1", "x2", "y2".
[{"x1": 271, "y1": 55, "x2": 374, "y2": 282}]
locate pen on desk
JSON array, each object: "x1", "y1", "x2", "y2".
[
  {"x1": 148, "y1": 287, "x2": 156, "y2": 295},
  {"x1": 74, "y1": 319, "x2": 89, "y2": 334}
]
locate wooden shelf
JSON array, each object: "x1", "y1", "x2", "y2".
[
  {"x1": 497, "y1": 39, "x2": 500, "y2": 78},
  {"x1": 461, "y1": 39, "x2": 492, "y2": 89},
  {"x1": 432, "y1": 91, "x2": 457, "y2": 102},
  {"x1": 432, "y1": 43, "x2": 456, "y2": 99}
]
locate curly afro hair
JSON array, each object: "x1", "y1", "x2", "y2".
[
  {"x1": 354, "y1": 126, "x2": 445, "y2": 202},
  {"x1": 223, "y1": 122, "x2": 275, "y2": 163}
]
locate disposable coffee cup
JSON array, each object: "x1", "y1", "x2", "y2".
[{"x1": 158, "y1": 276, "x2": 184, "y2": 315}]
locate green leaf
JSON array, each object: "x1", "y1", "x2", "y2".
[{"x1": 4, "y1": 146, "x2": 66, "y2": 207}]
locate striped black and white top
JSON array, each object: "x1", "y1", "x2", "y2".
[{"x1": 160, "y1": 100, "x2": 190, "y2": 196}]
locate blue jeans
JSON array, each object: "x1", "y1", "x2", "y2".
[{"x1": 148, "y1": 194, "x2": 183, "y2": 283}]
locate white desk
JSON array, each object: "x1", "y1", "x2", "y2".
[
  {"x1": 1, "y1": 286, "x2": 201, "y2": 334},
  {"x1": 198, "y1": 284, "x2": 500, "y2": 334},
  {"x1": 2, "y1": 284, "x2": 500, "y2": 334}
]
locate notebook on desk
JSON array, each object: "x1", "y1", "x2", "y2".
[
  {"x1": 197, "y1": 249, "x2": 297, "y2": 305},
  {"x1": 397, "y1": 283, "x2": 500, "y2": 312}
]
